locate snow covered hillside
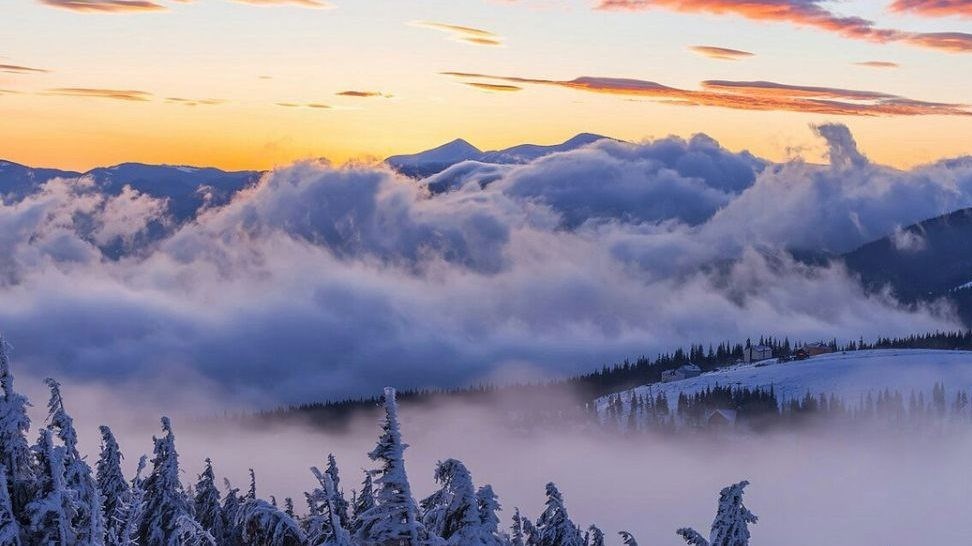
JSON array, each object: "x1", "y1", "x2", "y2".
[{"x1": 597, "y1": 349, "x2": 972, "y2": 412}]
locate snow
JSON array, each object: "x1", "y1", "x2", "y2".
[{"x1": 597, "y1": 349, "x2": 972, "y2": 411}]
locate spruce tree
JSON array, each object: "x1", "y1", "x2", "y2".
[
  {"x1": 97, "y1": 426, "x2": 129, "y2": 546},
  {"x1": 510, "y1": 508, "x2": 525, "y2": 546},
  {"x1": 618, "y1": 531, "x2": 638, "y2": 546},
  {"x1": 115, "y1": 456, "x2": 148, "y2": 546},
  {"x1": 677, "y1": 481, "x2": 757, "y2": 546},
  {"x1": 139, "y1": 417, "x2": 214, "y2": 546},
  {"x1": 349, "y1": 471, "x2": 374, "y2": 536},
  {"x1": 26, "y1": 428, "x2": 78, "y2": 545},
  {"x1": 354, "y1": 387, "x2": 424, "y2": 545},
  {"x1": 193, "y1": 459, "x2": 224, "y2": 545},
  {"x1": 44, "y1": 378, "x2": 105, "y2": 545},
  {"x1": 420, "y1": 458, "x2": 480, "y2": 542},
  {"x1": 309, "y1": 466, "x2": 352, "y2": 546},
  {"x1": 0, "y1": 466, "x2": 21, "y2": 545},
  {"x1": 534, "y1": 482, "x2": 584, "y2": 546},
  {"x1": 585, "y1": 525, "x2": 604, "y2": 546},
  {"x1": 325, "y1": 454, "x2": 350, "y2": 530},
  {"x1": 476, "y1": 485, "x2": 504, "y2": 544},
  {"x1": 0, "y1": 337, "x2": 34, "y2": 520},
  {"x1": 220, "y1": 480, "x2": 242, "y2": 546},
  {"x1": 236, "y1": 498, "x2": 307, "y2": 546}
]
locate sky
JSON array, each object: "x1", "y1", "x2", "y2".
[{"x1": 0, "y1": 0, "x2": 970, "y2": 171}]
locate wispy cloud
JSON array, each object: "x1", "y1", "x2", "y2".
[
  {"x1": 442, "y1": 72, "x2": 971, "y2": 116},
  {"x1": 37, "y1": 0, "x2": 166, "y2": 12},
  {"x1": 596, "y1": 0, "x2": 972, "y2": 53},
  {"x1": 890, "y1": 0, "x2": 972, "y2": 17},
  {"x1": 45, "y1": 87, "x2": 153, "y2": 101},
  {"x1": 690, "y1": 45, "x2": 754, "y2": 60},
  {"x1": 412, "y1": 21, "x2": 503, "y2": 46},
  {"x1": 462, "y1": 82, "x2": 523, "y2": 92},
  {"x1": 855, "y1": 61, "x2": 900, "y2": 68},
  {"x1": 276, "y1": 102, "x2": 331, "y2": 109},
  {"x1": 0, "y1": 64, "x2": 50, "y2": 74},
  {"x1": 228, "y1": 0, "x2": 332, "y2": 7},
  {"x1": 165, "y1": 97, "x2": 225, "y2": 106},
  {"x1": 336, "y1": 90, "x2": 392, "y2": 98}
]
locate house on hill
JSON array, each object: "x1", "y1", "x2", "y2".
[
  {"x1": 801, "y1": 342, "x2": 833, "y2": 357},
  {"x1": 661, "y1": 363, "x2": 702, "y2": 383},
  {"x1": 704, "y1": 409, "x2": 737, "y2": 429},
  {"x1": 744, "y1": 344, "x2": 773, "y2": 363}
]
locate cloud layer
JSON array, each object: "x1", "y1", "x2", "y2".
[{"x1": 1, "y1": 125, "x2": 970, "y2": 404}]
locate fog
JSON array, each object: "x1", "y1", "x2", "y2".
[{"x1": 28, "y1": 377, "x2": 972, "y2": 545}]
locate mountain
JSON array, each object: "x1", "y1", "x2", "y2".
[
  {"x1": 385, "y1": 133, "x2": 612, "y2": 179},
  {"x1": 842, "y1": 207, "x2": 972, "y2": 324},
  {"x1": 385, "y1": 138, "x2": 483, "y2": 178},
  {"x1": 0, "y1": 160, "x2": 262, "y2": 222},
  {"x1": 0, "y1": 160, "x2": 81, "y2": 200}
]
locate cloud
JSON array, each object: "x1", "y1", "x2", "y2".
[
  {"x1": 855, "y1": 60, "x2": 900, "y2": 68},
  {"x1": 45, "y1": 87, "x2": 153, "y2": 101},
  {"x1": 228, "y1": 0, "x2": 332, "y2": 7},
  {"x1": 37, "y1": 0, "x2": 166, "y2": 12},
  {"x1": 462, "y1": 82, "x2": 523, "y2": 92},
  {"x1": 596, "y1": 0, "x2": 972, "y2": 53},
  {"x1": 442, "y1": 72, "x2": 972, "y2": 116},
  {"x1": 336, "y1": 90, "x2": 391, "y2": 98},
  {"x1": 890, "y1": 0, "x2": 972, "y2": 17},
  {"x1": 690, "y1": 45, "x2": 755, "y2": 60},
  {"x1": 412, "y1": 21, "x2": 504, "y2": 46},
  {"x1": 276, "y1": 101, "x2": 331, "y2": 109},
  {"x1": 1, "y1": 125, "x2": 970, "y2": 403},
  {"x1": 0, "y1": 64, "x2": 50, "y2": 74},
  {"x1": 165, "y1": 97, "x2": 225, "y2": 106}
]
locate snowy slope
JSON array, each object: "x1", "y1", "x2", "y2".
[{"x1": 597, "y1": 349, "x2": 972, "y2": 411}]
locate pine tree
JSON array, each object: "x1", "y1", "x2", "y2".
[
  {"x1": 26, "y1": 428, "x2": 78, "y2": 545},
  {"x1": 220, "y1": 480, "x2": 242, "y2": 546},
  {"x1": 97, "y1": 426, "x2": 129, "y2": 546},
  {"x1": 193, "y1": 459, "x2": 224, "y2": 545},
  {"x1": 420, "y1": 458, "x2": 481, "y2": 543},
  {"x1": 236, "y1": 498, "x2": 307, "y2": 546},
  {"x1": 0, "y1": 466, "x2": 21, "y2": 545},
  {"x1": 139, "y1": 417, "x2": 214, "y2": 546},
  {"x1": 510, "y1": 508, "x2": 526, "y2": 546},
  {"x1": 677, "y1": 481, "x2": 757, "y2": 546},
  {"x1": 354, "y1": 387, "x2": 424, "y2": 545},
  {"x1": 309, "y1": 465, "x2": 352, "y2": 546},
  {"x1": 350, "y1": 471, "x2": 374, "y2": 536},
  {"x1": 0, "y1": 337, "x2": 34, "y2": 520},
  {"x1": 534, "y1": 483, "x2": 584, "y2": 546},
  {"x1": 44, "y1": 378, "x2": 105, "y2": 545},
  {"x1": 618, "y1": 531, "x2": 638, "y2": 546},
  {"x1": 115, "y1": 456, "x2": 148, "y2": 546},
  {"x1": 476, "y1": 484, "x2": 506, "y2": 545},
  {"x1": 325, "y1": 454, "x2": 350, "y2": 530},
  {"x1": 585, "y1": 525, "x2": 604, "y2": 546}
]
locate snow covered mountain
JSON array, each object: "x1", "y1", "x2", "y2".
[
  {"x1": 0, "y1": 159, "x2": 80, "y2": 200},
  {"x1": 385, "y1": 133, "x2": 612, "y2": 178},
  {"x1": 597, "y1": 349, "x2": 972, "y2": 412}
]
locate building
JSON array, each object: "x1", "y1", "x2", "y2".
[
  {"x1": 661, "y1": 363, "x2": 702, "y2": 383},
  {"x1": 704, "y1": 409, "x2": 737, "y2": 428},
  {"x1": 801, "y1": 342, "x2": 833, "y2": 357},
  {"x1": 744, "y1": 344, "x2": 773, "y2": 363}
]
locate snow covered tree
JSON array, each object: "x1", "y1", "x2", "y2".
[
  {"x1": 677, "y1": 481, "x2": 757, "y2": 546},
  {"x1": 139, "y1": 417, "x2": 214, "y2": 546},
  {"x1": 510, "y1": 508, "x2": 526, "y2": 546},
  {"x1": 324, "y1": 454, "x2": 350, "y2": 531},
  {"x1": 0, "y1": 466, "x2": 21, "y2": 545},
  {"x1": 618, "y1": 531, "x2": 638, "y2": 546},
  {"x1": 248, "y1": 469, "x2": 257, "y2": 501},
  {"x1": 221, "y1": 480, "x2": 242, "y2": 545},
  {"x1": 521, "y1": 518, "x2": 538, "y2": 546},
  {"x1": 354, "y1": 387, "x2": 424, "y2": 546},
  {"x1": 27, "y1": 428, "x2": 78, "y2": 545},
  {"x1": 193, "y1": 459, "x2": 224, "y2": 545},
  {"x1": 44, "y1": 378, "x2": 105, "y2": 545},
  {"x1": 236, "y1": 498, "x2": 307, "y2": 546},
  {"x1": 533, "y1": 482, "x2": 584, "y2": 546},
  {"x1": 476, "y1": 485, "x2": 506, "y2": 546},
  {"x1": 308, "y1": 466, "x2": 352, "y2": 546},
  {"x1": 97, "y1": 426, "x2": 129, "y2": 545},
  {"x1": 349, "y1": 471, "x2": 374, "y2": 536},
  {"x1": 0, "y1": 337, "x2": 34, "y2": 519},
  {"x1": 114, "y1": 456, "x2": 147, "y2": 546},
  {"x1": 585, "y1": 525, "x2": 604, "y2": 546}
]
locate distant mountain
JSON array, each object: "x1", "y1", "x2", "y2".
[
  {"x1": 0, "y1": 160, "x2": 81, "y2": 201},
  {"x1": 385, "y1": 133, "x2": 613, "y2": 179},
  {"x1": 842, "y1": 208, "x2": 972, "y2": 324},
  {"x1": 0, "y1": 160, "x2": 262, "y2": 222}
]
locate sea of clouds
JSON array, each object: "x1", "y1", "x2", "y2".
[{"x1": 1, "y1": 123, "x2": 971, "y2": 405}]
